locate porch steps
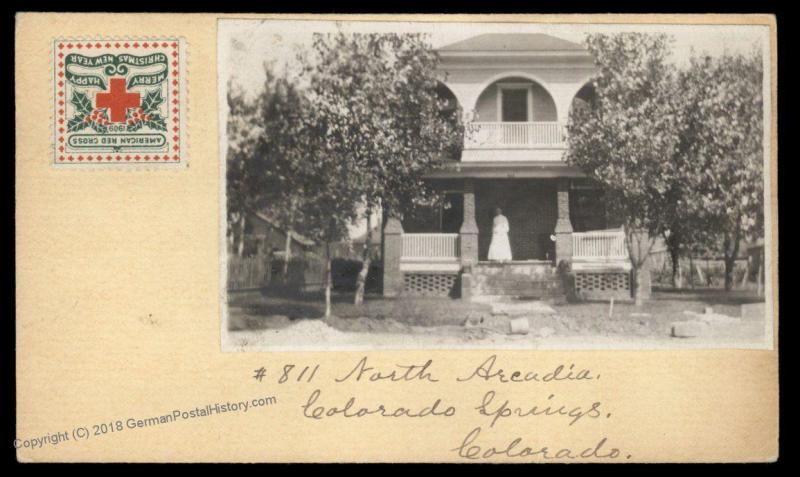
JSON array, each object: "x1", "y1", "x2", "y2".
[{"x1": 470, "y1": 261, "x2": 565, "y2": 300}]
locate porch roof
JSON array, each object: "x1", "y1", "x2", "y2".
[{"x1": 423, "y1": 161, "x2": 586, "y2": 180}]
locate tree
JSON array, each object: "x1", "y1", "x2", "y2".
[
  {"x1": 305, "y1": 32, "x2": 463, "y2": 305},
  {"x1": 661, "y1": 75, "x2": 711, "y2": 289},
  {"x1": 679, "y1": 52, "x2": 764, "y2": 290},
  {"x1": 566, "y1": 33, "x2": 682, "y2": 305},
  {"x1": 227, "y1": 63, "x2": 365, "y2": 316},
  {"x1": 226, "y1": 81, "x2": 264, "y2": 257},
  {"x1": 228, "y1": 66, "x2": 329, "y2": 271},
  {"x1": 252, "y1": 70, "x2": 320, "y2": 281}
]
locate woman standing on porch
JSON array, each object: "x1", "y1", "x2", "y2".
[{"x1": 488, "y1": 207, "x2": 513, "y2": 261}]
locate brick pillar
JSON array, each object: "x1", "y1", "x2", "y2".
[
  {"x1": 554, "y1": 179, "x2": 573, "y2": 266},
  {"x1": 382, "y1": 217, "x2": 404, "y2": 297},
  {"x1": 459, "y1": 180, "x2": 479, "y2": 300},
  {"x1": 459, "y1": 179, "x2": 479, "y2": 268}
]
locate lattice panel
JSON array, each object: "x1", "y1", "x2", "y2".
[
  {"x1": 403, "y1": 273, "x2": 458, "y2": 297},
  {"x1": 575, "y1": 272, "x2": 630, "y2": 293}
]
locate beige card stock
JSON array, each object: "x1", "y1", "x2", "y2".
[{"x1": 15, "y1": 13, "x2": 778, "y2": 462}]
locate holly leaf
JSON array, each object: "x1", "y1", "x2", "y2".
[
  {"x1": 128, "y1": 120, "x2": 144, "y2": 132},
  {"x1": 70, "y1": 90, "x2": 93, "y2": 115},
  {"x1": 90, "y1": 120, "x2": 108, "y2": 134},
  {"x1": 67, "y1": 114, "x2": 88, "y2": 132},
  {"x1": 143, "y1": 113, "x2": 167, "y2": 131},
  {"x1": 141, "y1": 89, "x2": 164, "y2": 114}
]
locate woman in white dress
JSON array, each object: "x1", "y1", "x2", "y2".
[{"x1": 488, "y1": 207, "x2": 513, "y2": 261}]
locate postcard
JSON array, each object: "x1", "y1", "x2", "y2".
[{"x1": 15, "y1": 13, "x2": 778, "y2": 462}]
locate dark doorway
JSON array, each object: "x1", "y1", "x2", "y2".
[
  {"x1": 501, "y1": 88, "x2": 529, "y2": 122},
  {"x1": 441, "y1": 193, "x2": 463, "y2": 233}
]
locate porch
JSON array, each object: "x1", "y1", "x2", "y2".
[{"x1": 383, "y1": 177, "x2": 635, "y2": 300}]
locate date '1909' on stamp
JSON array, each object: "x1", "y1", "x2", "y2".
[{"x1": 53, "y1": 38, "x2": 186, "y2": 166}]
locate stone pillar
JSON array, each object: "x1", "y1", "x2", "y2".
[
  {"x1": 459, "y1": 179, "x2": 479, "y2": 268},
  {"x1": 382, "y1": 217, "x2": 404, "y2": 297},
  {"x1": 554, "y1": 179, "x2": 573, "y2": 266}
]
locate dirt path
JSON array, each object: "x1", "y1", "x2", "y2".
[{"x1": 223, "y1": 316, "x2": 771, "y2": 352}]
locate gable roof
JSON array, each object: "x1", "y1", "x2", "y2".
[
  {"x1": 251, "y1": 211, "x2": 317, "y2": 247},
  {"x1": 439, "y1": 33, "x2": 585, "y2": 53}
]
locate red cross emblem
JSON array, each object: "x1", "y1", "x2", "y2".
[{"x1": 96, "y1": 78, "x2": 141, "y2": 123}]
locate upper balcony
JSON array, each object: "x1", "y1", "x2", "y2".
[
  {"x1": 465, "y1": 121, "x2": 565, "y2": 149},
  {"x1": 433, "y1": 34, "x2": 598, "y2": 164},
  {"x1": 438, "y1": 75, "x2": 595, "y2": 163}
]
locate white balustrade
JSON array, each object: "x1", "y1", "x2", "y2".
[
  {"x1": 464, "y1": 122, "x2": 565, "y2": 149},
  {"x1": 401, "y1": 233, "x2": 460, "y2": 261},
  {"x1": 573, "y1": 230, "x2": 628, "y2": 261}
]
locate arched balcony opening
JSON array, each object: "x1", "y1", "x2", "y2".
[
  {"x1": 466, "y1": 76, "x2": 562, "y2": 149},
  {"x1": 435, "y1": 81, "x2": 465, "y2": 161},
  {"x1": 436, "y1": 82, "x2": 461, "y2": 117},
  {"x1": 569, "y1": 82, "x2": 598, "y2": 120}
]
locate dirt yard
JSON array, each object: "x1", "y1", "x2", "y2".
[{"x1": 224, "y1": 288, "x2": 770, "y2": 350}]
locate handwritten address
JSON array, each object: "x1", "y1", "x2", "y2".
[{"x1": 252, "y1": 354, "x2": 631, "y2": 461}]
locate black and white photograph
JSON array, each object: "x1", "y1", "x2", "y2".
[{"x1": 219, "y1": 19, "x2": 773, "y2": 351}]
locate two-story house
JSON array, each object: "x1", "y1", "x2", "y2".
[{"x1": 383, "y1": 33, "x2": 637, "y2": 301}]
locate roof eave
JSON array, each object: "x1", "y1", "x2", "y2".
[{"x1": 438, "y1": 50, "x2": 591, "y2": 58}]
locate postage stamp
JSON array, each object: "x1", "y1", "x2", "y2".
[{"x1": 53, "y1": 38, "x2": 186, "y2": 166}]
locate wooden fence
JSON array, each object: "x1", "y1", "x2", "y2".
[
  {"x1": 227, "y1": 255, "x2": 271, "y2": 291},
  {"x1": 227, "y1": 254, "x2": 328, "y2": 292}
]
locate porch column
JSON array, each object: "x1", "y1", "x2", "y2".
[
  {"x1": 382, "y1": 217, "x2": 404, "y2": 297},
  {"x1": 554, "y1": 179, "x2": 573, "y2": 265},
  {"x1": 459, "y1": 179, "x2": 479, "y2": 268}
]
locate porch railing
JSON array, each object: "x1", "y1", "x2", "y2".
[
  {"x1": 465, "y1": 121, "x2": 565, "y2": 149},
  {"x1": 573, "y1": 229, "x2": 628, "y2": 261},
  {"x1": 401, "y1": 233, "x2": 460, "y2": 261}
]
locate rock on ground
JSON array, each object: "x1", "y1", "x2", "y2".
[{"x1": 671, "y1": 320, "x2": 710, "y2": 338}]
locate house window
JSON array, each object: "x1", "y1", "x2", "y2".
[{"x1": 498, "y1": 84, "x2": 533, "y2": 122}]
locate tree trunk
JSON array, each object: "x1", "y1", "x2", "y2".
[
  {"x1": 631, "y1": 263, "x2": 644, "y2": 306},
  {"x1": 757, "y1": 262, "x2": 763, "y2": 297},
  {"x1": 625, "y1": 228, "x2": 654, "y2": 307},
  {"x1": 740, "y1": 260, "x2": 750, "y2": 288},
  {"x1": 282, "y1": 229, "x2": 293, "y2": 282},
  {"x1": 324, "y1": 241, "x2": 332, "y2": 319},
  {"x1": 695, "y1": 262, "x2": 706, "y2": 286},
  {"x1": 724, "y1": 257, "x2": 735, "y2": 291},
  {"x1": 354, "y1": 212, "x2": 372, "y2": 305},
  {"x1": 281, "y1": 204, "x2": 297, "y2": 282},
  {"x1": 670, "y1": 247, "x2": 682, "y2": 289},
  {"x1": 723, "y1": 226, "x2": 742, "y2": 292},
  {"x1": 237, "y1": 214, "x2": 246, "y2": 257}
]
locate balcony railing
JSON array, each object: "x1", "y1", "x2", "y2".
[
  {"x1": 465, "y1": 121, "x2": 565, "y2": 149},
  {"x1": 401, "y1": 233, "x2": 460, "y2": 261},
  {"x1": 573, "y1": 229, "x2": 628, "y2": 261}
]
